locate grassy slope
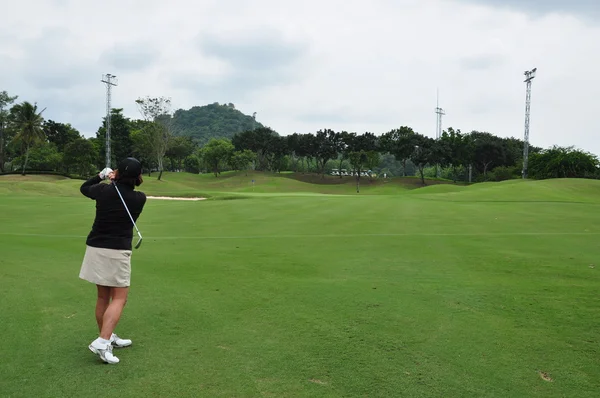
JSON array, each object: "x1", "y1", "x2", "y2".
[
  {"x1": 1, "y1": 174, "x2": 599, "y2": 397},
  {"x1": 2, "y1": 172, "x2": 597, "y2": 203},
  {"x1": 139, "y1": 171, "x2": 433, "y2": 197},
  {"x1": 0, "y1": 171, "x2": 448, "y2": 198},
  {"x1": 407, "y1": 178, "x2": 600, "y2": 203}
]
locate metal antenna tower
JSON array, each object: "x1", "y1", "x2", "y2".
[
  {"x1": 101, "y1": 74, "x2": 118, "y2": 168},
  {"x1": 435, "y1": 89, "x2": 445, "y2": 177},
  {"x1": 435, "y1": 90, "x2": 445, "y2": 139},
  {"x1": 522, "y1": 68, "x2": 536, "y2": 179}
]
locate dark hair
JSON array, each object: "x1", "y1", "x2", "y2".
[{"x1": 114, "y1": 169, "x2": 143, "y2": 187}]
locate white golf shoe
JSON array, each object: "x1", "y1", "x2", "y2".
[
  {"x1": 110, "y1": 333, "x2": 132, "y2": 348},
  {"x1": 89, "y1": 339, "x2": 119, "y2": 364}
]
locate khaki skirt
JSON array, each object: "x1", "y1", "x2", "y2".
[{"x1": 79, "y1": 245, "x2": 132, "y2": 287}]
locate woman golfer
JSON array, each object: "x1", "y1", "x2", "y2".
[{"x1": 79, "y1": 157, "x2": 146, "y2": 364}]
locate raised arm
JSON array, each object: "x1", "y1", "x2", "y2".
[{"x1": 80, "y1": 174, "x2": 105, "y2": 199}]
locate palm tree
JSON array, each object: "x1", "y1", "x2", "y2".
[{"x1": 11, "y1": 101, "x2": 46, "y2": 175}]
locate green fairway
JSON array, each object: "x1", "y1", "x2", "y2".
[{"x1": 1, "y1": 173, "x2": 599, "y2": 397}]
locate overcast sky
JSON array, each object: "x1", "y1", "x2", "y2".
[{"x1": 2, "y1": 0, "x2": 599, "y2": 154}]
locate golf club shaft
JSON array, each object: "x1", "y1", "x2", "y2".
[{"x1": 113, "y1": 182, "x2": 142, "y2": 238}]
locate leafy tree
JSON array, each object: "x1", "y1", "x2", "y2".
[
  {"x1": 201, "y1": 138, "x2": 234, "y2": 177},
  {"x1": 43, "y1": 120, "x2": 81, "y2": 153},
  {"x1": 488, "y1": 165, "x2": 519, "y2": 181},
  {"x1": 334, "y1": 131, "x2": 351, "y2": 178},
  {"x1": 498, "y1": 137, "x2": 542, "y2": 170},
  {"x1": 230, "y1": 149, "x2": 257, "y2": 175},
  {"x1": 95, "y1": 108, "x2": 133, "y2": 169},
  {"x1": 412, "y1": 134, "x2": 438, "y2": 185},
  {"x1": 365, "y1": 150, "x2": 381, "y2": 180},
  {"x1": 313, "y1": 129, "x2": 340, "y2": 178},
  {"x1": 63, "y1": 138, "x2": 97, "y2": 176},
  {"x1": 346, "y1": 132, "x2": 377, "y2": 192},
  {"x1": 0, "y1": 91, "x2": 18, "y2": 172},
  {"x1": 297, "y1": 133, "x2": 318, "y2": 173},
  {"x1": 23, "y1": 142, "x2": 62, "y2": 171},
  {"x1": 86, "y1": 137, "x2": 104, "y2": 171},
  {"x1": 135, "y1": 96, "x2": 174, "y2": 180},
  {"x1": 130, "y1": 119, "x2": 155, "y2": 174},
  {"x1": 439, "y1": 127, "x2": 470, "y2": 182},
  {"x1": 285, "y1": 133, "x2": 303, "y2": 172},
  {"x1": 266, "y1": 136, "x2": 289, "y2": 173},
  {"x1": 232, "y1": 127, "x2": 279, "y2": 171},
  {"x1": 166, "y1": 135, "x2": 196, "y2": 171},
  {"x1": 378, "y1": 153, "x2": 416, "y2": 177},
  {"x1": 528, "y1": 146, "x2": 599, "y2": 179},
  {"x1": 469, "y1": 131, "x2": 503, "y2": 180},
  {"x1": 347, "y1": 151, "x2": 367, "y2": 192},
  {"x1": 10, "y1": 141, "x2": 62, "y2": 172},
  {"x1": 183, "y1": 155, "x2": 201, "y2": 174},
  {"x1": 10, "y1": 101, "x2": 46, "y2": 175},
  {"x1": 381, "y1": 126, "x2": 416, "y2": 176}
]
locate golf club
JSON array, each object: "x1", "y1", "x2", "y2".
[{"x1": 113, "y1": 181, "x2": 143, "y2": 249}]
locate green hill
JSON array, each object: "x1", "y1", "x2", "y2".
[{"x1": 172, "y1": 102, "x2": 270, "y2": 145}]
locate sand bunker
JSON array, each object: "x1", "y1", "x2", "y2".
[{"x1": 147, "y1": 196, "x2": 206, "y2": 201}]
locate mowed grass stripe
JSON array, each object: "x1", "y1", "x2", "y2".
[
  {"x1": 2, "y1": 231, "x2": 600, "y2": 239},
  {"x1": 2, "y1": 193, "x2": 600, "y2": 238}
]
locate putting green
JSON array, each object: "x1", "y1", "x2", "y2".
[{"x1": 0, "y1": 173, "x2": 599, "y2": 397}]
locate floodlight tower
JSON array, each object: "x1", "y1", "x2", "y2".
[
  {"x1": 522, "y1": 68, "x2": 536, "y2": 179},
  {"x1": 101, "y1": 74, "x2": 118, "y2": 168},
  {"x1": 252, "y1": 112, "x2": 257, "y2": 130},
  {"x1": 435, "y1": 89, "x2": 445, "y2": 177}
]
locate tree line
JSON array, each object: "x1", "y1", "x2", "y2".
[
  {"x1": 0, "y1": 91, "x2": 192, "y2": 180},
  {"x1": 224, "y1": 126, "x2": 600, "y2": 185},
  {"x1": 1, "y1": 89, "x2": 598, "y2": 184}
]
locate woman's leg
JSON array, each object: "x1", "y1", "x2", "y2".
[
  {"x1": 95, "y1": 285, "x2": 111, "y2": 333},
  {"x1": 99, "y1": 286, "x2": 129, "y2": 340}
]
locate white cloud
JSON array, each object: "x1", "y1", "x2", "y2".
[{"x1": 2, "y1": 0, "x2": 599, "y2": 154}]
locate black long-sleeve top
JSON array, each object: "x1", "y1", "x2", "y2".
[{"x1": 80, "y1": 175, "x2": 147, "y2": 250}]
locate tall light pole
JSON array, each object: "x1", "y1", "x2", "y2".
[
  {"x1": 522, "y1": 68, "x2": 536, "y2": 179},
  {"x1": 101, "y1": 74, "x2": 118, "y2": 168},
  {"x1": 435, "y1": 89, "x2": 445, "y2": 178}
]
